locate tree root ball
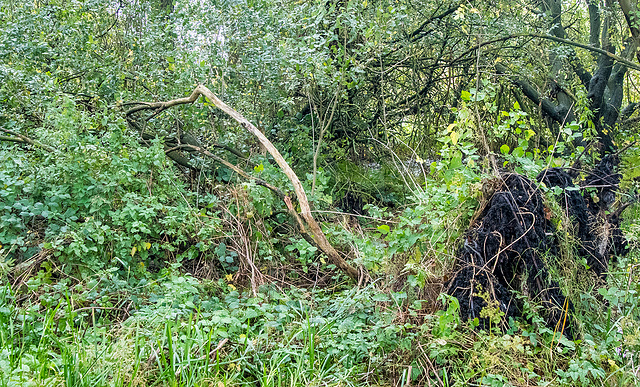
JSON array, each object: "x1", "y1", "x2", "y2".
[{"x1": 446, "y1": 156, "x2": 627, "y2": 338}]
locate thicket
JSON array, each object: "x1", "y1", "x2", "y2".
[{"x1": 1, "y1": 0, "x2": 640, "y2": 386}]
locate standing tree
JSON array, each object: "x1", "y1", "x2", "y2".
[{"x1": 492, "y1": 0, "x2": 640, "y2": 155}]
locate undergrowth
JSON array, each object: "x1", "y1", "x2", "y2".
[{"x1": 1, "y1": 93, "x2": 639, "y2": 386}]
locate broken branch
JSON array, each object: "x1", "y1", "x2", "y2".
[{"x1": 128, "y1": 85, "x2": 361, "y2": 281}]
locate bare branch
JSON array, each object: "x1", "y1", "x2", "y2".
[
  {"x1": 0, "y1": 136, "x2": 28, "y2": 144},
  {"x1": 461, "y1": 33, "x2": 640, "y2": 72},
  {"x1": 165, "y1": 144, "x2": 283, "y2": 197},
  {"x1": 495, "y1": 63, "x2": 567, "y2": 123},
  {"x1": 0, "y1": 129, "x2": 55, "y2": 152},
  {"x1": 407, "y1": 1, "x2": 464, "y2": 42},
  {"x1": 128, "y1": 86, "x2": 361, "y2": 281},
  {"x1": 618, "y1": 0, "x2": 640, "y2": 63}
]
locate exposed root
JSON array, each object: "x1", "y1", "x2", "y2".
[{"x1": 446, "y1": 157, "x2": 628, "y2": 337}]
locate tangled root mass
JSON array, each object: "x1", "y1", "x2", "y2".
[{"x1": 446, "y1": 156, "x2": 627, "y2": 338}]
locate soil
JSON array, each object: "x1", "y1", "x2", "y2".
[{"x1": 446, "y1": 156, "x2": 627, "y2": 338}]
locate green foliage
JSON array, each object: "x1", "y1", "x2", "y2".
[
  {"x1": 0, "y1": 101, "x2": 221, "y2": 275},
  {"x1": 0, "y1": 276, "x2": 421, "y2": 386},
  {"x1": 285, "y1": 238, "x2": 318, "y2": 271},
  {"x1": 1, "y1": 0, "x2": 640, "y2": 385}
]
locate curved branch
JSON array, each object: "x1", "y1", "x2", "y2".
[
  {"x1": 165, "y1": 144, "x2": 283, "y2": 197},
  {"x1": 461, "y1": 33, "x2": 640, "y2": 72},
  {"x1": 128, "y1": 86, "x2": 360, "y2": 281},
  {"x1": 495, "y1": 63, "x2": 567, "y2": 123},
  {"x1": 164, "y1": 143, "x2": 310, "y2": 235},
  {"x1": 0, "y1": 136, "x2": 28, "y2": 144},
  {"x1": 0, "y1": 129, "x2": 55, "y2": 152},
  {"x1": 536, "y1": 33, "x2": 640, "y2": 71},
  {"x1": 407, "y1": 1, "x2": 464, "y2": 42}
]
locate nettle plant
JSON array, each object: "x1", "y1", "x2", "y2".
[{"x1": 1, "y1": 100, "x2": 223, "y2": 277}]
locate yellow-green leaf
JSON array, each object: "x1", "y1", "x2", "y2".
[
  {"x1": 131, "y1": 246, "x2": 137, "y2": 256},
  {"x1": 377, "y1": 224, "x2": 390, "y2": 234},
  {"x1": 450, "y1": 131, "x2": 459, "y2": 145}
]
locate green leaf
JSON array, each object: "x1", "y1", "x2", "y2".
[
  {"x1": 215, "y1": 243, "x2": 227, "y2": 258},
  {"x1": 449, "y1": 154, "x2": 462, "y2": 169},
  {"x1": 372, "y1": 293, "x2": 390, "y2": 302},
  {"x1": 513, "y1": 147, "x2": 524, "y2": 157},
  {"x1": 460, "y1": 90, "x2": 471, "y2": 101},
  {"x1": 377, "y1": 224, "x2": 390, "y2": 234},
  {"x1": 500, "y1": 144, "x2": 510, "y2": 155}
]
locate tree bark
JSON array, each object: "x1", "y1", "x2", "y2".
[
  {"x1": 0, "y1": 129, "x2": 55, "y2": 152},
  {"x1": 618, "y1": 0, "x2": 640, "y2": 63}
]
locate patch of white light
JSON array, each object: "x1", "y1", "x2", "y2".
[{"x1": 174, "y1": 0, "x2": 227, "y2": 62}]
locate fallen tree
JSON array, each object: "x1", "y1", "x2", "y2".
[{"x1": 124, "y1": 85, "x2": 361, "y2": 281}]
